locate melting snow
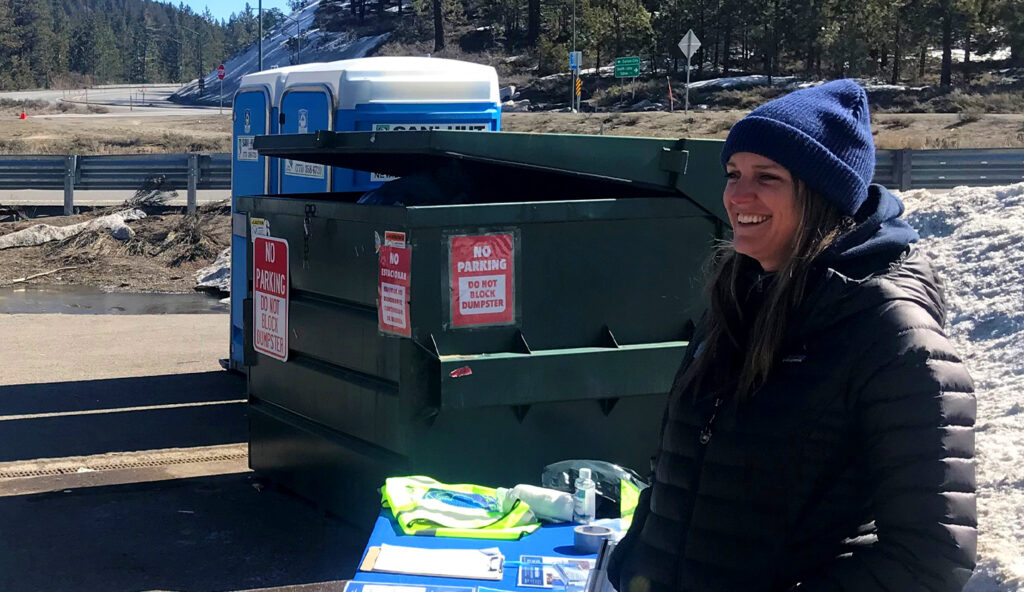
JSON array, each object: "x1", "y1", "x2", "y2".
[{"x1": 899, "y1": 183, "x2": 1024, "y2": 592}]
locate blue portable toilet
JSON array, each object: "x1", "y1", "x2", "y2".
[
  {"x1": 229, "y1": 64, "x2": 323, "y2": 370},
  {"x1": 229, "y1": 57, "x2": 501, "y2": 369},
  {"x1": 279, "y1": 57, "x2": 501, "y2": 194}
]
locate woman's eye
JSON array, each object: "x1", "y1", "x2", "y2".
[
  {"x1": 758, "y1": 174, "x2": 780, "y2": 183},
  {"x1": 725, "y1": 171, "x2": 739, "y2": 180}
]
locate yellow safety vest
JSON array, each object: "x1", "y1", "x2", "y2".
[{"x1": 382, "y1": 475, "x2": 541, "y2": 540}]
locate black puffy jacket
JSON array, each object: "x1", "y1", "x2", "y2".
[{"x1": 608, "y1": 187, "x2": 977, "y2": 592}]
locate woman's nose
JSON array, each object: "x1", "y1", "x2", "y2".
[{"x1": 726, "y1": 182, "x2": 757, "y2": 203}]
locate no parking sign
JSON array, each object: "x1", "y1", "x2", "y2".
[
  {"x1": 449, "y1": 233, "x2": 515, "y2": 328},
  {"x1": 253, "y1": 236, "x2": 289, "y2": 361}
]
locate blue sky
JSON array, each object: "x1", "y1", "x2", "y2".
[{"x1": 180, "y1": 1, "x2": 294, "y2": 22}]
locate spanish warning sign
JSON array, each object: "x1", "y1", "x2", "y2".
[
  {"x1": 450, "y1": 233, "x2": 515, "y2": 327},
  {"x1": 379, "y1": 244, "x2": 412, "y2": 337},
  {"x1": 253, "y1": 236, "x2": 289, "y2": 362}
]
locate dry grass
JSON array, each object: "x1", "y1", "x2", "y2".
[
  {"x1": 0, "y1": 114, "x2": 231, "y2": 155},
  {"x1": 503, "y1": 111, "x2": 1024, "y2": 149}
]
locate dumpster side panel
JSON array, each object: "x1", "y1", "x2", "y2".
[{"x1": 244, "y1": 195, "x2": 713, "y2": 524}]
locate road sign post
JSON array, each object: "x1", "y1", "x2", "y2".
[
  {"x1": 217, "y1": 64, "x2": 226, "y2": 115},
  {"x1": 569, "y1": 51, "x2": 582, "y2": 112},
  {"x1": 677, "y1": 30, "x2": 701, "y2": 113}
]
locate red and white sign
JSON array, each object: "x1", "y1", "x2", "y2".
[
  {"x1": 450, "y1": 233, "x2": 515, "y2": 327},
  {"x1": 253, "y1": 236, "x2": 289, "y2": 361},
  {"x1": 379, "y1": 244, "x2": 412, "y2": 337},
  {"x1": 217, "y1": 64, "x2": 226, "y2": 80}
]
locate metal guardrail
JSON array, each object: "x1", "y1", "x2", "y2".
[
  {"x1": 0, "y1": 153, "x2": 230, "y2": 215},
  {"x1": 875, "y1": 148, "x2": 1024, "y2": 190},
  {"x1": 0, "y1": 149, "x2": 1020, "y2": 216}
]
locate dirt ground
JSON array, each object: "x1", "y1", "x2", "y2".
[
  {"x1": 0, "y1": 114, "x2": 232, "y2": 155},
  {"x1": 0, "y1": 201, "x2": 230, "y2": 293}
]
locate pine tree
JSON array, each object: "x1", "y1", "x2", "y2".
[{"x1": 12, "y1": 0, "x2": 56, "y2": 87}]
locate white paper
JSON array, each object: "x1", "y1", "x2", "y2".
[{"x1": 370, "y1": 544, "x2": 504, "y2": 580}]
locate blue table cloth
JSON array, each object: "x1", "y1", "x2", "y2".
[{"x1": 352, "y1": 512, "x2": 598, "y2": 590}]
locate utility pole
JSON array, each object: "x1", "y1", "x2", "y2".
[{"x1": 258, "y1": 0, "x2": 263, "y2": 71}]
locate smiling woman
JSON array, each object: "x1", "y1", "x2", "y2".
[{"x1": 608, "y1": 80, "x2": 978, "y2": 592}]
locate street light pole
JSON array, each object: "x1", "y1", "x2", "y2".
[{"x1": 258, "y1": 0, "x2": 263, "y2": 71}]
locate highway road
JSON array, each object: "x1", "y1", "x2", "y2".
[
  {"x1": 0, "y1": 83, "x2": 224, "y2": 116},
  {"x1": 0, "y1": 189, "x2": 231, "y2": 208}
]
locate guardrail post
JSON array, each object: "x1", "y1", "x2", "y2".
[
  {"x1": 63, "y1": 155, "x2": 77, "y2": 216},
  {"x1": 187, "y1": 153, "x2": 199, "y2": 214},
  {"x1": 895, "y1": 149, "x2": 913, "y2": 191}
]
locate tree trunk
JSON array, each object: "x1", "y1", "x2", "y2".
[
  {"x1": 723, "y1": 24, "x2": 732, "y2": 74},
  {"x1": 919, "y1": 44, "x2": 926, "y2": 79},
  {"x1": 527, "y1": 0, "x2": 540, "y2": 45},
  {"x1": 378, "y1": 0, "x2": 385, "y2": 15},
  {"x1": 433, "y1": 0, "x2": 444, "y2": 51},
  {"x1": 891, "y1": 7, "x2": 901, "y2": 85},
  {"x1": 397, "y1": 0, "x2": 402, "y2": 13},
  {"x1": 963, "y1": 32, "x2": 971, "y2": 83},
  {"x1": 940, "y1": 0, "x2": 952, "y2": 86}
]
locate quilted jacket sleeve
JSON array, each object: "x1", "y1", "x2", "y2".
[{"x1": 796, "y1": 299, "x2": 977, "y2": 592}]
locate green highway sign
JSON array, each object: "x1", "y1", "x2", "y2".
[{"x1": 614, "y1": 56, "x2": 640, "y2": 78}]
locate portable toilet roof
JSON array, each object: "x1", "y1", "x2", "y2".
[
  {"x1": 238, "y1": 62, "x2": 325, "y2": 105},
  {"x1": 281, "y1": 57, "x2": 499, "y2": 110}
]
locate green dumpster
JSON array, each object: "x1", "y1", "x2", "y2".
[{"x1": 239, "y1": 130, "x2": 727, "y2": 526}]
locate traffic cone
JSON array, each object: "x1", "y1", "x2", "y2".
[{"x1": 19, "y1": 110, "x2": 26, "y2": 120}]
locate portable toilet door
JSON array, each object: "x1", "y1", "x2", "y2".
[
  {"x1": 229, "y1": 85, "x2": 273, "y2": 369},
  {"x1": 278, "y1": 84, "x2": 334, "y2": 194}
]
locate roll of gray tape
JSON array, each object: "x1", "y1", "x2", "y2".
[{"x1": 574, "y1": 524, "x2": 613, "y2": 554}]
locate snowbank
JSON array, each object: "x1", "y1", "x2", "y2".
[
  {"x1": 899, "y1": 183, "x2": 1024, "y2": 592},
  {"x1": 194, "y1": 247, "x2": 231, "y2": 293},
  {"x1": 0, "y1": 210, "x2": 146, "y2": 250}
]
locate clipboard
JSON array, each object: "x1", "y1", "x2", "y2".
[{"x1": 359, "y1": 544, "x2": 505, "y2": 580}]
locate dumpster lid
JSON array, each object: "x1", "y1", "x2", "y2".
[{"x1": 254, "y1": 130, "x2": 728, "y2": 222}]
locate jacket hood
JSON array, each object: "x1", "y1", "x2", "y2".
[
  {"x1": 798, "y1": 185, "x2": 947, "y2": 335},
  {"x1": 818, "y1": 184, "x2": 919, "y2": 275}
]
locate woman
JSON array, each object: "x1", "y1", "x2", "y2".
[{"x1": 608, "y1": 80, "x2": 976, "y2": 592}]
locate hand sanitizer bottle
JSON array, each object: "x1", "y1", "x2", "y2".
[{"x1": 573, "y1": 467, "x2": 596, "y2": 523}]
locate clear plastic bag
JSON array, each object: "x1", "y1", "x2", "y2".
[{"x1": 541, "y1": 460, "x2": 647, "y2": 519}]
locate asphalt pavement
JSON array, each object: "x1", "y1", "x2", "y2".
[{"x1": 0, "y1": 313, "x2": 367, "y2": 592}]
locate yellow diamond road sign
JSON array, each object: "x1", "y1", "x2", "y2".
[{"x1": 678, "y1": 30, "x2": 701, "y2": 59}]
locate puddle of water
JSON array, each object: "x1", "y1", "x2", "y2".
[{"x1": 0, "y1": 285, "x2": 229, "y2": 315}]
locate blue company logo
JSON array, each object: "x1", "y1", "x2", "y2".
[{"x1": 422, "y1": 489, "x2": 499, "y2": 512}]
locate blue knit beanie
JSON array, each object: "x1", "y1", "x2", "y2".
[{"x1": 720, "y1": 79, "x2": 875, "y2": 216}]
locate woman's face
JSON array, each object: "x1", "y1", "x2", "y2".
[{"x1": 723, "y1": 152, "x2": 801, "y2": 272}]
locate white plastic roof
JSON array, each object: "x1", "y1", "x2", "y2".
[{"x1": 241, "y1": 56, "x2": 499, "y2": 109}]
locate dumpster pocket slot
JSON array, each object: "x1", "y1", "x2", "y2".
[
  {"x1": 437, "y1": 341, "x2": 687, "y2": 410},
  {"x1": 251, "y1": 353, "x2": 402, "y2": 450}
]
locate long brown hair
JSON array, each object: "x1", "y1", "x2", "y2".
[{"x1": 681, "y1": 179, "x2": 853, "y2": 400}]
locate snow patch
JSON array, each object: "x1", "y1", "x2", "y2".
[
  {"x1": 0, "y1": 210, "x2": 146, "y2": 250},
  {"x1": 899, "y1": 183, "x2": 1024, "y2": 591},
  {"x1": 194, "y1": 247, "x2": 231, "y2": 293}
]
